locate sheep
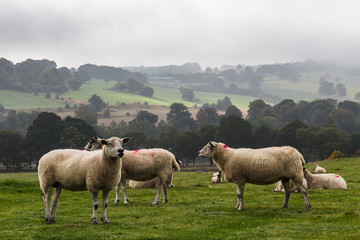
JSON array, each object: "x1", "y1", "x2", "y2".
[
  {"x1": 274, "y1": 178, "x2": 308, "y2": 192},
  {"x1": 129, "y1": 159, "x2": 182, "y2": 189},
  {"x1": 314, "y1": 164, "x2": 326, "y2": 174},
  {"x1": 85, "y1": 137, "x2": 181, "y2": 204},
  {"x1": 303, "y1": 168, "x2": 347, "y2": 189},
  {"x1": 38, "y1": 137, "x2": 130, "y2": 224},
  {"x1": 211, "y1": 171, "x2": 222, "y2": 183},
  {"x1": 198, "y1": 141, "x2": 311, "y2": 211}
]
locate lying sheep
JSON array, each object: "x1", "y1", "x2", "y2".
[
  {"x1": 211, "y1": 171, "x2": 222, "y2": 183},
  {"x1": 198, "y1": 142, "x2": 311, "y2": 211},
  {"x1": 274, "y1": 178, "x2": 308, "y2": 192},
  {"x1": 314, "y1": 164, "x2": 326, "y2": 174},
  {"x1": 85, "y1": 137, "x2": 180, "y2": 204},
  {"x1": 129, "y1": 159, "x2": 182, "y2": 189},
  {"x1": 303, "y1": 168, "x2": 347, "y2": 189},
  {"x1": 38, "y1": 137, "x2": 130, "y2": 224}
]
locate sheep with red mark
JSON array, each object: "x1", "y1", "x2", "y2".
[
  {"x1": 38, "y1": 137, "x2": 130, "y2": 224},
  {"x1": 85, "y1": 137, "x2": 180, "y2": 204},
  {"x1": 314, "y1": 164, "x2": 326, "y2": 174},
  {"x1": 198, "y1": 142, "x2": 311, "y2": 211},
  {"x1": 303, "y1": 168, "x2": 347, "y2": 189},
  {"x1": 129, "y1": 159, "x2": 182, "y2": 189}
]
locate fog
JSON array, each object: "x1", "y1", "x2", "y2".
[{"x1": 1, "y1": 0, "x2": 360, "y2": 69}]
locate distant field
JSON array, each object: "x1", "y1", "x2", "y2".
[
  {"x1": 60, "y1": 78, "x2": 256, "y2": 109},
  {"x1": 0, "y1": 157, "x2": 359, "y2": 239},
  {"x1": 0, "y1": 90, "x2": 64, "y2": 109},
  {"x1": 262, "y1": 70, "x2": 360, "y2": 101}
]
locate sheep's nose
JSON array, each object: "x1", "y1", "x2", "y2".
[
  {"x1": 118, "y1": 149, "x2": 124, "y2": 153},
  {"x1": 117, "y1": 149, "x2": 124, "y2": 157}
]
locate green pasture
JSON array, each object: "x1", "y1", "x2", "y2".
[
  {"x1": 61, "y1": 78, "x2": 256, "y2": 109},
  {"x1": 0, "y1": 157, "x2": 359, "y2": 239},
  {"x1": 262, "y1": 70, "x2": 360, "y2": 101},
  {"x1": 0, "y1": 79, "x2": 256, "y2": 111},
  {"x1": 0, "y1": 90, "x2": 63, "y2": 109}
]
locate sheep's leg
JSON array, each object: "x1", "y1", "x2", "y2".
[
  {"x1": 294, "y1": 179, "x2": 311, "y2": 210},
  {"x1": 49, "y1": 187, "x2": 62, "y2": 224},
  {"x1": 281, "y1": 180, "x2": 291, "y2": 208},
  {"x1": 43, "y1": 187, "x2": 52, "y2": 224},
  {"x1": 236, "y1": 183, "x2": 245, "y2": 211},
  {"x1": 114, "y1": 182, "x2": 121, "y2": 203},
  {"x1": 121, "y1": 177, "x2": 129, "y2": 204},
  {"x1": 153, "y1": 182, "x2": 163, "y2": 205},
  {"x1": 101, "y1": 189, "x2": 110, "y2": 224},
  {"x1": 162, "y1": 182, "x2": 168, "y2": 203},
  {"x1": 91, "y1": 192, "x2": 99, "y2": 224}
]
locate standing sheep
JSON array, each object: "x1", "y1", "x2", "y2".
[
  {"x1": 38, "y1": 137, "x2": 130, "y2": 224},
  {"x1": 129, "y1": 158, "x2": 182, "y2": 189},
  {"x1": 85, "y1": 137, "x2": 180, "y2": 204},
  {"x1": 198, "y1": 142, "x2": 311, "y2": 211},
  {"x1": 303, "y1": 168, "x2": 347, "y2": 189},
  {"x1": 314, "y1": 164, "x2": 326, "y2": 174}
]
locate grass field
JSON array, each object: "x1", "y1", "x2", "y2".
[
  {"x1": 0, "y1": 79, "x2": 256, "y2": 111},
  {"x1": 0, "y1": 157, "x2": 359, "y2": 239}
]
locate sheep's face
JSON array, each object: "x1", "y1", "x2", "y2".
[
  {"x1": 101, "y1": 137, "x2": 131, "y2": 159},
  {"x1": 84, "y1": 137, "x2": 102, "y2": 151},
  {"x1": 198, "y1": 141, "x2": 216, "y2": 158}
]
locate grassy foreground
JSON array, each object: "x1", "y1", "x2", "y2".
[{"x1": 0, "y1": 157, "x2": 359, "y2": 239}]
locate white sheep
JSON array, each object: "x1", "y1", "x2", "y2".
[
  {"x1": 303, "y1": 168, "x2": 347, "y2": 189},
  {"x1": 314, "y1": 164, "x2": 326, "y2": 174},
  {"x1": 198, "y1": 142, "x2": 311, "y2": 211},
  {"x1": 211, "y1": 171, "x2": 222, "y2": 183},
  {"x1": 129, "y1": 159, "x2": 182, "y2": 189},
  {"x1": 85, "y1": 137, "x2": 180, "y2": 204},
  {"x1": 274, "y1": 178, "x2": 308, "y2": 192},
  {"x1": 38, "y1": 137, "x2": 130, "y2": 224}
]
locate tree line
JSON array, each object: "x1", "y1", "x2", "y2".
[{"x1": 1, "y1": 98, "x2": 360, "y2": 170}]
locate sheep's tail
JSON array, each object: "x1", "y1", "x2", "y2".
[
  {"x1": 299, "y1": 153, "x2": 306, "y2": 166},
  {"x1": 172, "y1": 157, "x2": 181, "y2": 172}
]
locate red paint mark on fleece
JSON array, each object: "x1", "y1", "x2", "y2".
[
  {"x1": 132, "y1": 150, "x2": 140, "y2": 156},
  {"x1": 223, "y1": 145, "x2": 228, "y2": 149},
  {"x1": 335, "y1": 175, "x2": 340, "y2": 178},
  {"x1": 151, "y1": 152, "x2": 156, "y2": 157}
]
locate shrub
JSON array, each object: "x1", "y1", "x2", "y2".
[{"x1": 329, "y1": 150, "x2": 345, "y2": 159}]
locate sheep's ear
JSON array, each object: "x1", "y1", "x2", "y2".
[
  {"x1": 209, "y1": 141, "x2": 216, "y2": 148},
  {"x1": 122, "y1": 137, "x2": 131, "y2": 144},
  {"x1": 100, "y1": 139, "x2": 108, "y2": 145}
]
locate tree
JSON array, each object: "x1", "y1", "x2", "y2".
[
  {"x1": 88, "y1": 94, "x2": 105, "y2": 112},
  {"x1": 167, "y1": 103, "x2": 197, "y2": 132},
  {"x1": 25, "y1": 112, "x2": 64, "y2": 165},
  {"x1": 247, "y1": 99, "x2": 267, "y2": 122},
  {"x1": 215, "y1": 115, "x2": 253, "y2": 148},
  {"x1": 338, "y1": 100, "x2": 360, "y2": 116},
  {"x1": 139, "y1": 86, "x2": 154, "y2": 97},
  {"x1": 225, "y1": 105, "x2": 243, "y2": 118},
  {"x1": 253, "y1": 125, "x2": 274, "y2": 148},
  {"x1": 334, "y1": 83, "x2": 347, "y2": 97},
  {"x1": 75, "y1": 104, "x2": 98, "y2": 125},
  {"x1": 130, "y1": 111, "x2": 159, "y2": 125},
  {"x1": 0, "y1": 130, "x2": 25, "y2": 169},
  {"x1": 196, "y1": 108, "x2": 219, "y2": 126},
  {"x1": 173, "y1": 131, "x2": 203, "y2": 166},
  {"x1": 318, "y1": 80, "x2": 334, "y2": 95},
  {"x1": 66, "y1": 77, "x2": 82, "y2": 90},
  {"x1": 179, "y1": 87, "x2": 195, "y2": 101},
  {"x1": 329, "y1": 109, "x2": 358, "y2": 134},
  {"x1": 126, "y1": 78, "x2": 144, "y2": 93},
  {"x1": 273, "y1": 99, "x2": 301, "y2": 125},
  {"x1": 277, "y1": 120, "x2": 308, "y2": 149}
]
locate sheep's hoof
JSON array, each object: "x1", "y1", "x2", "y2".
[
  {"x1": 114, "y1": 199, "x2": 120, "y2": 204},
  {"x1": 152, "y1": 201, "x2": 159, "y2": 205},
  {"x1": 124, "y1": 199, "x2": 129, "y2": 204},
  {"x1": 46, "y1": 217, "x2": 55, "y2": 224},
  {"x1": 101, "y1": 217, "x2": 108, "y2": 224},
  {"x1": 163, "y1": 199, "x2": 168, "y2": 203},
  {"x1": 91, "y1": 217, "x2": 98, "y2": 224}
]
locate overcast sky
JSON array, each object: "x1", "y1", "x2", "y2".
[{"x1": 1, "y1": 0, "x2": 360, "y2": 69}]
